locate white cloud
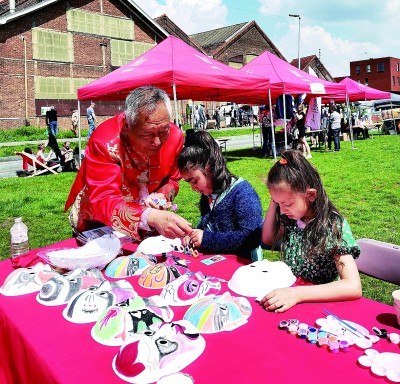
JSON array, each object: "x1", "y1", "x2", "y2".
[{"x1": 136, "y1": 0, "x2": 228, "y2": 34}]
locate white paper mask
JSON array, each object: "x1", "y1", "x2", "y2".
[
  {"x1": 36, "y1": 268, "x2": 105, "y2": 306},
  {"x1": 0, "y1": 262, "x2": 60, "y2": 296},
  {"x1": 91, "y1": 295, "x2": 174, "y2": 346},
  {"x1": 113, "y1": 320, "x2": 205, "y2": 384},
  {"x1": 137, "y1": 235, "x2": 184, "y2": 255},
  {"x1": 183, "y1": 292, "x2": 252, "y2": 333},
  {"x1": 228, "y1": 260, "x2": 296, "y2": 298},
  {"x1": 63, "y1": 280, "x2": 137, "y2": 323},
  {"x1": 105, "y1": 252, "x2": 157, "y2": 278},
  {"x1": 161, "y1": 272, "x2": 221, "y2": 306},
  {"x1": 138, "y1": 256, "x2": 189, "y2": 289}
]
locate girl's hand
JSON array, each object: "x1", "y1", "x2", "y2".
[
  {"x1": 190, "y1": 229, "x2": 204, "y2": 248},
  {"x1": 143, "y1": 193, "x2": 166, "y2": 209},
  {"x1": 259, "y1": 287, "x2": 300, "y2": 313}
]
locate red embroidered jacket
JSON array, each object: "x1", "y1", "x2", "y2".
[{"x1": 64, "y1": 113, "x2": 184, "y2": 241}]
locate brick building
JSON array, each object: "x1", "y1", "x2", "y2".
[
  {"x1": 190, "y1": 21, "x2": 285, "y2": 67},
  {"x1": 349, "y1": 57, "x2": 400, "y2": 94},
  {"x1": 0, "y1": 0, "x2": 169, "y2": 129}
]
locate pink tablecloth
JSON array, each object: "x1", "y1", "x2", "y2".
[{"x1": 0, "y1": 238, "x2": 399, "y2": 384}]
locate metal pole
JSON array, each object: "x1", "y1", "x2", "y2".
[
  {"x1": 283, "y1": 94, "x2": 288, "y2": 149},
  {"x1": 172, "y1": 84, "x2": 181, "y2": 130},
  {"x1": 268, "y1": 88, "x2": 277, "y2": 160},
  {"x1": 289, "y1": 14, "x2": 301, "y2": 69},
  {"x1": 78, "y1": 100, "x2": 82, "y2": 165},
  {"x1": 346, "y1": 95, "x2": 355, "y2": 149}
]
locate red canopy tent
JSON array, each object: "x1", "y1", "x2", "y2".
[
  {"x1": 77, "y1": 36, "x2": 269, "y2": 104},
  {"x1": 240, "y1": 51, "x2": 346, "y2": 100},
  {"x1": 323, "y1": 77, "x2": 391, "y2": 102}
]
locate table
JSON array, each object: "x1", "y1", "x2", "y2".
[
  {"x1": 1, "y1": 238, "x2": 399, "y2": 384},
  {"x1": 215, "y1": 138, "x2": 229, "y2": 156}
]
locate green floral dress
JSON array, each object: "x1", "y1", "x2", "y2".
[{"x1": 281, "y1": 215, "x2": 360, "y2": 284}]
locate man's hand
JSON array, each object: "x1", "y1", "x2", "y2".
[{"x1": 148, "y1": 209, "x2": 192, "y2": 239}]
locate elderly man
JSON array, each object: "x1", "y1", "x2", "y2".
[{"x1": 65, "y1": 86, "x2": 192, "y2": 241}]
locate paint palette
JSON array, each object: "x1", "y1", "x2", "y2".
[{"x1": 358, "y1": 349, "x2": 400, "y2": 382}]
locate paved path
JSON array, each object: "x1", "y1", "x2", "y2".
[{"x1": 0, "y1": 132, "x2": 263, "y2": 179}]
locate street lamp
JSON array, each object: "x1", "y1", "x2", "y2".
[{"x1": 289, "y1": 14, "x2": 301, "y2": 69}]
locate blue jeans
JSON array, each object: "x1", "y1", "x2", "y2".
[
  {"x1": 328, "y1": 128, "x2": 341, "y2": 151},
  {"x1": 49, "y1": 121, "x2": 58, "y2": 137},
  {"x1": 262, "y1": 126, "x2": 272, "y2": 156},
  {"x1": 87, "y1": 119, "x2": 96, "y2": 139}
]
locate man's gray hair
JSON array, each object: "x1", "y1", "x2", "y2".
[{"x1": 124, "y1": 86, "x2": 172, "y2": 128}]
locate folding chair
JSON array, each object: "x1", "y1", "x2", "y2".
[
  {"x1": 356, "y1": 238, "x2": 400, "y2": 285},
  {"x1": 15, "y1": 151, "x2": 59, "y2": 177}
]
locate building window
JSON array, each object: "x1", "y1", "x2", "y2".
[
  {"x1": 398, "y1": 77, "x2": 400, "y2": 86},
  {"x1": 355, "y1": 65, "x2": 360, "y2": 75},
  {"x1": 377, "y1": 62, "x2": 385, "y2": 72},
  {"x1": 366, "y1": 64, "x2": 371, "y2": 73},
  {"x1": 364, "y1": 78, "x2": 368, "y2": 86},
  {"x1": 110, "y1": 40, "x2": 154, "y2": 67},
  {"x1": 397, "y1": 63, "x2": 400, "y2": 71},
  {"x1": 67, "y1": 9, "x2": 134, "y2": 40},
  {"x1": 34, "y1": 77, "x2": 93, "y2": 99},
  {"x1": 393, "y1": 76, "x2": 396, "y2": 86},
  {"x1": 32, "y1": 28, "x2": 74, "y2": 62}
]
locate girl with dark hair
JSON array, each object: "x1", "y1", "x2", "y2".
[
  {"x1": 260, "y1": 149, "x2": 361, "y2": 312},
  {"x1": 178, "y1": 130, "x2": 263, "y2": 261}
]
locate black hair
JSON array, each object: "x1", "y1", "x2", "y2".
[
  {"x1": 267, "y1": 149, "x2": 343, "y2": 260},
  {"x1": 24, "y1": 147, "x2": 33, "y2": 154},
  {"x1": 178, "y1": 130, "x2": 236, "y2": 212}
]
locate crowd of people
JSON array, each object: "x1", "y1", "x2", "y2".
[{"x1": 62, "y1": 85, "x2": 362, "y2": 313}]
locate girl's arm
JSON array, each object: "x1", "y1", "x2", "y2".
[
  {"x1": 260, "y1": 254, "x2": 362, "y2": 312},
  {"x1": 262, "y1": 200, "x2": 284, "y2": 245}
]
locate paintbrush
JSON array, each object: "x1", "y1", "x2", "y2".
[{"x1": 322, "y1": 308, "x2": 367, "y2": 339}]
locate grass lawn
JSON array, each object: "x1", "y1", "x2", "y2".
[{"x1": 0, "y1": 133, "x2": 399, "y2": 305}]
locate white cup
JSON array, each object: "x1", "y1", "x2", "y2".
[{"x1": 393, "y1": 289, "x2": 400, "y2": 326}]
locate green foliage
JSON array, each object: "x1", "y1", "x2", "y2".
[
  {"x1": 0, "y1": 126, "x2": 83, "y2": 142},
  {"x1": 0, "y1": 134, "x2": 399, "y2": 305}
]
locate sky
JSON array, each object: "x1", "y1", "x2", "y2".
[{"x1": 135, "y1": 0, "x2": 399, "y2": 77}]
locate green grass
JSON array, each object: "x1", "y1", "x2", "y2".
[{"x1": 0, "y1": 134, "x2": 399, "y2": 305}]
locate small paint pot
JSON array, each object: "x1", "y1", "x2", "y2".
[
  {"x1": 298, "y1": 323, "x2": 308, "y2": 330},
  {"x1": 328, "y1": 335, "x2": 339, "y2": 344},
  {"x1": 297, "y1": 328, "x2": 308, "y2": 339},
  {"x1": 288, "y1": 324, "x2": 298, "y2": 334},
  {"x1": 318, "y1": 337, "x2": 328, "y2": 348},
  {"x1": 389, "y1": 333, "x2": 400, "y2": 344},
  {"x1": 279, "y1": 320, "x2": 289, "y2": 329},
  {"x1": 339, "y1": 340, "x2": 350, "y2": 352},
  {"x1": 317, "y1": 331, "x2": 327, "y2": 339},
  {"x1": 308, "y1": 331, "x2": 318, "y2": 344},
  {"x1": 329, "y1": 340, "x2": 340, "y2": 353},
  {"x1": 289, "y1": 319, "x2": 299, "y2": 326}
]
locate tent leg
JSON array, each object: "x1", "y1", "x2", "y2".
[
  {"x1": 78, "y1": 100, "x2": 82, "y2": 165},
  {"x1": 268, "y1": 89, "x2": 277, "y2": 161}
]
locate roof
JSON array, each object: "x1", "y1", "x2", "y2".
[
  {"x1": 190, "y1": 22, "x2": 248, "y2": 50},
  {"x1": 154, "y1": 14, "x2": 206, "y2": 54},
  {"x1": 290, "y1": 54, "x2": 335, "y2": 82},
  {"x1": 0, "y1": 0, "x2": 169, "y2": 37}
]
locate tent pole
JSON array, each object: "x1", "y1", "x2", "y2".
[
  {"x1": 283, "y1": 94, "x2": 288, "y2": 149},
  {"x1": 78, "y1": 100, "x2": 82, "y2": 166},
  {"x1": 346, "y1": 95, "x2": 356, "y2": 150},
  {"x1": 172, "y1": 84, "x2": 181, "y2": 130},
  {"x1": 390, "y1": 99, "x2": 397, "y2": 134},
  {"x1": 268, "y1": 88, "x2": 277, "y2": 161}
]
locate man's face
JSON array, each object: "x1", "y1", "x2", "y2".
[{"x1": 128, "y1": 103, "x2": 171, "y2": 156}]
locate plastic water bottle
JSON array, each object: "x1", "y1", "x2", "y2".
[{"x1": 10, "y1": 217, "x2": 29, "y2": 265}]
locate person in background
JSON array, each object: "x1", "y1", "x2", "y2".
[
  {"x1": 260, "y1": 105, "x2": 272, "y2": 158},
  {"x1": 328, "y1": 101, "x2": 341, "y2": 152},
  {"x1": 86, "y1": 102, "x2": 98, "y2": 140},
  {"x1": 178, "y1": 130, "x2": 263, "y2": 261},
  {"x1": 36, "y1": 143, "x2": 58, "y2": 167},
  {"x1": 65, "y1": 86, "x2": 192, "y2": 241},
  {"x1": 295, "y1": 104, "x2": 312, "y2": 159},
  {"x1": 45, "y1": 106, "x2": 58, "y2": 137},
  {"x1": 61, "y1": 141, "x2": 77, "y2": 172},
  {"x1": 70, "y1": 108, "x2": 79, "y2": 138},
  {"x1": 214, "y1": 107, "x2": 221, "y2": 130},
  {"x1": 260, "y1": 149, "x2": 361, "y2": 312}
]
